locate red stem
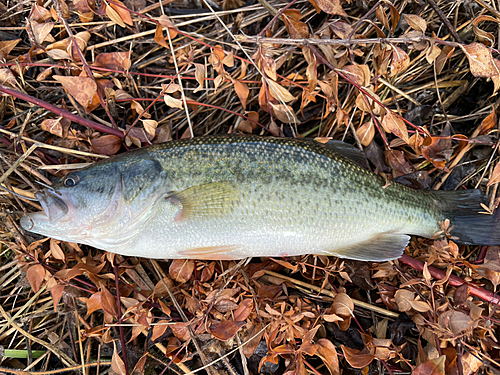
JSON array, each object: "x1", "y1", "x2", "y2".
[
  {"x1": 0, "y1": 84, "x2": 125, "y2": 139},
  {"x1": 399, "y1": 254, "x2": 500, "y2": 305}
]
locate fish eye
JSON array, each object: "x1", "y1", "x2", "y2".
[{"x1": 63, "y1": 173, "x2": 80, "y2": 187}]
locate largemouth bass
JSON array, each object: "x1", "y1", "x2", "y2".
[{"x1": 20, "y1": 136, "x2": 500, "y2": 261}]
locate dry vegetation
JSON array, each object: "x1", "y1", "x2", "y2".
[{"x1": 1, "y1": 0, "x2": 500, "y2": 374}]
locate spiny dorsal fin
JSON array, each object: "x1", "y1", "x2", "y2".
[
  {"x1": 323, "y1": 232, "x2": 410, "y2": 261},
  {"x1": 167, "y1": 181, "x2": 238, "y2": 221}
]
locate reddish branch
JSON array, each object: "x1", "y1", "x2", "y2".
[
  {"x1": 399, "y1": 254, "x2": 500, "y2": 305},
  {"x1": 0, "y1": 84, "x2": 124, "y2": 139}
]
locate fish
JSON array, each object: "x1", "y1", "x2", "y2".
[{"x1": 20, "y1": 136, "x2": 500, "y2": 261}]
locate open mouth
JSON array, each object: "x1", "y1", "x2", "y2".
[{"x1": 35, "y1": 189, "x2": 69, "y2": 223}]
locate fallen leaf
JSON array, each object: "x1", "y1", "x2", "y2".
[
  {"x1": 53, "y1": 75, "x2": 97, "y2": 112},
  {"x1": 233, "y1": 80, "x2": 249, "y2": 109},
  {"x1": 341, "y1": 345, "x2": 374, "y2": 369},
  {"x1": 461, "y1": 42, "x2": 499, "y2": 78},
  {"x1": 91, "y1": 135, "x2": 122, "y2": 155},
  {"x1": 169, "y1": 259, "x2": 194, "y2": 283},
  {"x1": 316, "y1": 339, "x2": 340, "y2": 375},
  {"x1": 412, "y1": 355, "x2": 446, "y2": 375},
  {"x1": 390, "y1": 46, "x2": 410, "y2": 77},
  {"x1": 27, "y1": 264, "x2": 46, "y2": 292},
  {"x1": 381, "y1": 111, "x2": 409, "y2": 143},
  {"x1": 270, "y1": 103, "x2": 299, "y2": 123},
  {"x1": 209, "y1": 320, "x2": 245, "y2": 340},
  {"x1": 403, "y1": 14, "x2": 427, "y2": 33},
  {"x1": 283, "y1": 14, "x2": 309, "y2": 38},
  {"x1": 112, "y1": 342, "x2": 127, "y2": 375},
  {"x1": 314, "y1": 0, "x2": 347, "y2": 16}
]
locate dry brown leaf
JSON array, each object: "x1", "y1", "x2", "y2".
[
  {"x1": 101, "y1": 286, "x2": 118, "y2": 317},
  {"x1": 0, "y1": 39, "x2": 21, "y2": 60},
  {"x1": 270, "y1": 103, "x2": 299, "y2": 123},
  {"x1": 169, "y1": 259, "x2": 194, "y2": 283},
  {"x1": 438, "y1": 310, "x2": 473, "y2": 334},
  {"x1": 266, "y1": 79, "x2": 295, "y2": 102},
  {"x1": 316, "y1": 339, "x2": 340, "y2": 375},
  {"x1": 164, "y1": 94, "x2": 183, "y2": 109},
  {"x1": 194, "y1": 63, "x2": 205, "y2": 92},
  {"x1": 461, "y1": 42, "x2": 499, "y2": 78},
  {"x1": 381, "y1": 111, "x2": 409, "y2": 143},
  {"x1": 314, "y1": 0, "x2": 347, "y2": 16},
  {"x1": 142, "y1": 119, "x2": 158, "y2": 137},
  {"x1": 93, "y1": 51, "x2": 131, "y2": 70},
  {"x1": 27, "y1": 264, "x2": 46, "y2": 292},
  {"x1": 91, "y1": 135, "x2": 122, "y2": 155},
  {"x1": 151, "y1": 323, "x2": 169, "y2": 341},
  {"x1": 283, "y1": 14, "x2": 309, "y2": 38},
  {"x1": 341, "y1": 345, "x2": 374, "y2": 369},
  {"x1": 50, "y1": 239, "x2": 65, "y2": 261},
  {"x1": 403, "y1": 14, "x2": 427, "y2": 33},
  {"x1": 30, "y1": 21, "x2": 55, "y2": 45},
  {"x1": 157, "y1": 14, "x2": 178, "y2": 39},
  {"x1": 426, "y1": 44, "x2": 441, "y2": 64},
  {"x1": 390, "y1": 46, "x2": 410, "y2": 77},
  {"x1": 357, "y1": 121, "x2": 375, "y2": 146},
  {"x1": 209, "y1": 320, "x2": 245, "y2": 341},
  {"x1": 112, "y1": 342, "x2": 127, "y2": 375},
  {"x1": 54, "y1": 75, "x2": 97, "y2": 112},
  {"x1": 435, "y1": 45, "x2": 454, "y2": 74},
  {"x1": 107, "y1": 0, "x2": 133, "y2": 26},
  {"x1": 394, "y1": 289, "x2": 414, "y2": 312},
  {"x1": 412, "y1": 355, "x2": 446, "y2": 375},
  {"x1": 233, "y1": 80, "x2": 249, "y2": 109}
]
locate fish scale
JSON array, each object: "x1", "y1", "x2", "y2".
[{"x1": 21, "y1": 136, "x2": 500, "y2": 261}]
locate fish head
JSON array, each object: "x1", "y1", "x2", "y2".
[{"x1": 21, "y1": 155, "x2": 171, "y2": 248}]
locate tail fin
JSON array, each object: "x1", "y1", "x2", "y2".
[{"x1": 431, "y1": 189, "x2": 500, "y2": 246}]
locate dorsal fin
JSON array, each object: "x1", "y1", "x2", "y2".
[{"x1": 313, "y1": 138, "x2": 370, "y2": 169}]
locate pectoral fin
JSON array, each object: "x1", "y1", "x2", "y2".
[
  {"x1": 167, "y1": 181, "x2": 238, "y2": 221},
  {"x1": 324, "y1": 232, "x2": 410, "y2": 261}
]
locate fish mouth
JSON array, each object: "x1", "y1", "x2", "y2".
[{"x1": 34, "y1": 189, "x2": 69, "y2": 223}]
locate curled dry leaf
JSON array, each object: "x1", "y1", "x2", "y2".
[
  {"x1": 266, "y1": 79, "x2": 295, "y2": 103},
  {"x1": 157, "y1": 15, "x2": 178, "y2": 39},
  {"x1": 487, "y1": 160, "x2": 500, "y2": 187},
  {"x1": 331, "y1": 292, "x2": 353, "y2": 331},
  {"x1": 472, "y1": 15, "x2": 499, "y2": 46}
]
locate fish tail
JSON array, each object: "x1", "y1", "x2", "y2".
[{"x1": 431, "y1": 189, "x2": 500, "y2": 246}]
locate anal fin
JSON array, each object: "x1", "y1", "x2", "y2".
[
  {"x1": 324, "y1": 233, "x2": 410, "y2": 262},
  {"x1": 178, "y1": 244, "x2": 243, "y2": 260}
]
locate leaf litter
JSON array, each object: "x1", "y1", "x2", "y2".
[{"x1": 0, "y1": 0, "x2": 500, "y2": 375}]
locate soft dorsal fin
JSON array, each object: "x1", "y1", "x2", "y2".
[
  {"x1": 167, "y1": 181, "x2": 238, "y2": 221},
  {"x1": 313, "y1": 138, "x2": 370, "y2": 169}
]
